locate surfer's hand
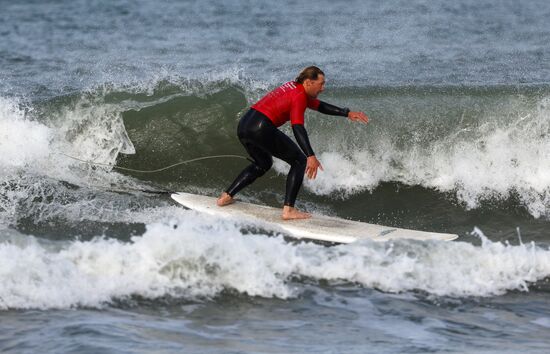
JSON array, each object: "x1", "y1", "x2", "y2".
[
  {"x1": 306, "y1": 156, "x2": 323, "y2": 179},
  {"x1": 348, "y1": 111, "x2": 369, "y2": 124}
]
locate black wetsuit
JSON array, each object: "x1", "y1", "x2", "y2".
[{"x1": 225, "y1": 100, "x2": 349, "y2": 207}]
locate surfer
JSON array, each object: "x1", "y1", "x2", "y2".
[{"x1": 217, "y1": 66, "x2": 369, "y2": 220}]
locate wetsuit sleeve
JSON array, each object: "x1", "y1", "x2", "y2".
[
  {"x1": 292, "y1": 124, "x2": 315, "y2": 157},
  {"x1": 317, "y1": 101, "x2": 350, "y2": 117}
]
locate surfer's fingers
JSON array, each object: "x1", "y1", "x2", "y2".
[
  {"x1": 311, "y1": 168, "x2": 316, "y2": 179},
  {"x1": 354, "y1": 112, "x2": 368, "y2": 124},
  {"x1": 313, "y1": 164, "x2": 321, "y2": 179}
]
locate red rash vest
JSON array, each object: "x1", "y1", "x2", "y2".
[{"x1": 252, "y1": 81, "x2": 320, "y2": 127}]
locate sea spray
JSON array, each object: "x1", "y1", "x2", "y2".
[{"x1": 1, "y1": 213, "x2": 549, "y2": 309}]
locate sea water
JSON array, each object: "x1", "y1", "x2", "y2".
[{"x1": 1, "y1": 1, "x2": 550, "y2": 353}]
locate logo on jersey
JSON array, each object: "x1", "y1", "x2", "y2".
[{"x1": 280, "y1": 81, "x2": 297, "y2": 92}]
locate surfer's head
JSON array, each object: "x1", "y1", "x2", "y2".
[{"x1": 296, "y1": 66, "x2": 325, "y2": 98}]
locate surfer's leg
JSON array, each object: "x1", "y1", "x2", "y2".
[
  {"x1": 284, "y1": 155, "x2": 307, "y2": 207},
  {"x1": 267, "y1": 131, "x2": 306, "y2": 207},
  {"x1": 219, "y1": 110, "x2": 273, "y2": 205},
  {"x1": 267, "y1": 131, "x2": 310, "y2": 219},
  {"x1": 224, "y1": 142, "x2": 273, "y2": 199}
]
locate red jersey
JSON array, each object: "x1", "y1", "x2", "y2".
[{"x1": 251, "y1": 81, "x2": 320, "y2": 127}]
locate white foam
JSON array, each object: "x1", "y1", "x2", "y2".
[
  {"x1": 0, "y1": 97, "x2": 51, "y2": 169},
  {"x1": 0, "y1": 93, "x2": 148, "y2": 225},
  {"x1": 277, "y1": 96, "x2": 550, "y2": 217},
  {"x1": 0, "y1": 94, "x2": 136, "y2": 178},
  {"x1": 1, "y1": 214, "x2": 549, "y2": 310}
]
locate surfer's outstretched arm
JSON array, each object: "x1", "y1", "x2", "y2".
[
  {"x1": 317, "y1": 101, "x2": 350, "y2": 117},
  {"x1": 317, "y1": 101, "x2": 369, "y2": 124}
]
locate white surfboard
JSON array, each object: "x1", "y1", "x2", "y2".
[{"x1": 171, "y1": 192, "x2": 458, "y2": 243}]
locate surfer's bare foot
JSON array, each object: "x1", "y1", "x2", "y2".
[
  {"x1": 282, "y1": 206, "x2": 311, "y2": 220},
  {"x1": 217, "y1": 192, "x2": 234, "y2": 206}
]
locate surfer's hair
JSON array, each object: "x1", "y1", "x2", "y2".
[{"x1": 295, "y1": 66, "x2": 325, "y2": 84}]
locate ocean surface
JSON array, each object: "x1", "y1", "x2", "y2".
[{"x1": 2, "y1": 0, "x2": 550, "y2": 353}]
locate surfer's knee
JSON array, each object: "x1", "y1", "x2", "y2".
[{"x1": 252, "y1": 161, "x2": 271, "y2": 177}]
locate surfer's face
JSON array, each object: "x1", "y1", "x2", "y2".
[{"x1": 303, "y1": 75, "x2": 325, "y2": 98}]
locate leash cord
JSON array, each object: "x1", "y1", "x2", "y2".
[{"x1": 57, "y1": 152, "x2": 250, "y2": 173}]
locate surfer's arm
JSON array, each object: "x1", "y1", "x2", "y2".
[
  {"x1": 290, "y1": 97, "x2": 315, "y2": 157},
  {"x1": 313, "y1": 100, "x2": 369, "y2": 124},
  {"x1": 317, "y1": 101, "x2": 350, "y2": 117},
  {"x1": 292, "y1": 124, "x2": 315, "y2": 157},
  {"x1": 293, "y1": 124, "x2": 323, "y2": 179}
]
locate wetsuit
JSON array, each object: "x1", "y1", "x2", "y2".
[{"x1": 225, "y1": 81, "x2": 350, "y2": 207}]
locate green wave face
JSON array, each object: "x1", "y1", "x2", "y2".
[{"x1": 2, "y1": 80, "x2": 550, "y2": 240}]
